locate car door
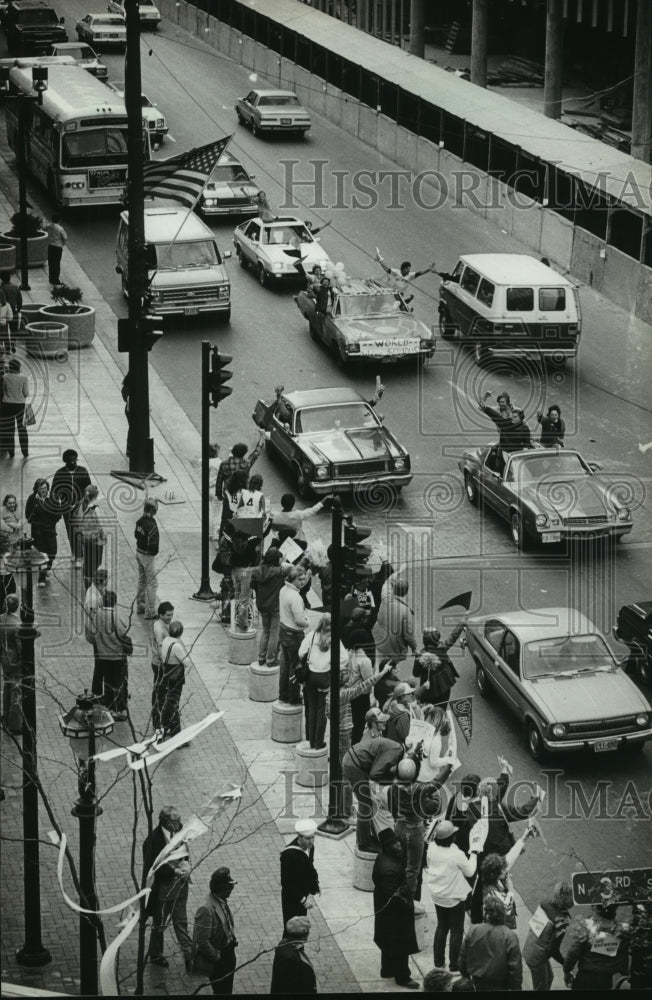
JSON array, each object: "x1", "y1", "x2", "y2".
[
  {"x1": 240, "y1": 91, "x2": 256, "y2": 124},
  {"x1": 495, "y1": 629, "x2": 526, "y2": 719},
  {"x1": 78, "y1": 16, "x2": 89, "y2": 41},
  {"x1": 268, "y1": 399, "x2": 296, "y2": 466},
  {"x1": 450, "y1": 265, "x2": 481, "y2": 336},
  {"x1": 480, "y1": 620, "x2": 506, "y2": 689},
  {"x1": 239, "y1": 220, "x2": 259, "y2": 264},
  {"x1": 323, "y1": 295, "x2": 340, "y2": 348},
  {"x1": 480, "y1": 451, "x2": 511, "y2": 521}
]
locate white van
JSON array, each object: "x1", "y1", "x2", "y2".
[
  {"x1": 438, "y1": 254, "x2": 581, "y2": 364},
  {"x1": 116, "y1": 205, "x2": 231, "y2": 319}
]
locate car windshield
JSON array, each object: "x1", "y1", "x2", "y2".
[
  {"x1": 262, "y1": 225, "x2": 311, "y2": 245},
  {"x1": 20, "y1": 9, "x2": 57, "y2": 23},
  {"x1": 61, "y1": 127, "x2": 128, "y2": 166},
  {"x1": 209, "y1": 164, "x2": 251, "y2": 183},
  {"x1": 339, "y1": 293, "x2": 407, "y2": 317},
  {"x1": 511, "y1": 453, "x2": 589, "y2": 482},
  {"x1": 523, "y1": 634, "x2": 617, "y2": 679},
  {"x1": 296, "y1": 403, "x2": 378, "y2": 434},
  {"x1": 60, "y1": 45, "x2": 93, "y2": 58},
  {"x1": 149, "y1": 240, "x2": 219, "y2": 270},
  {"x1": 94, "y1": 16, "x2": 124, "y2": 24},
  {"x1": 258, "y1": 95, "x2": 301, "y2": 107}
]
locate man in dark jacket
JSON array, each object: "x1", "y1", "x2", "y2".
[
  {"x1": 143, "y1": 806, "x2": 193, "y2": 972},
  {"x1": 413, "y1": 623, "x2": 465, "y2": 708},
  {"x1": 523, "y1": 882, "x2": 573, "y2": 991},
  {"x1": 51, "y1": 448, "x2": 91, "y2": 565},
  {"x1": 372, "y1": 829, "x2": 419, "y2": 988},
  {"x1": 250, "y1": 547, "x2": 287, "y2": 666},
  {"x1": 459, "y1": 896, "x2": 523, "y2": 991},
  {"x1": 135, "y1": 499, "x2": 160, "y2": 619},
  {"x1": 192, "y1": 867, "x2": 238, "y2": 994},
  {"x1": 270, "y1": 916, "x2": 317, "y2": 995},
  {"x1": 280, "y1": 819, "x2": 320, "y2": 931}
]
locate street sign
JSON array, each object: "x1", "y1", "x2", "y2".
[{"x1": 572, "y1": 868, "x2": 652, "y2": 905}]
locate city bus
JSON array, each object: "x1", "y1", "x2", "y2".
[{"x1": 4, "y1": 59, "x2": 148, "y2": 207}]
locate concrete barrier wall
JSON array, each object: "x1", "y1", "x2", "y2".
[{"x1": 165, "y1": 0, "x2": 650, "y2": 322}]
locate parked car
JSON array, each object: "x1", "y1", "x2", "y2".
[
  {"x1": 198, "y1": 152, "x2": 259, "y2": 218},
  {"x1": 235, "y1": 88, "x2": 311, "y2": 137},
  {"x1": 76, "y1": 12, "x2": 126, "y2": 50},
  {"x1": 296, "y1": 277, "x2": 436, "y2": 367},
  {"x1": 613, "y1": 602, "x2": 651, "y2": 686},
  {"x1": 253, "y1": 386, "x2": 412, "y2": 498},
  {"x1": 458, "y1": 445, "x2": 633, "y2": 549},
  {"x1": 46, "y1": 40, "x2": 107, "y2": 78},
  {"x1": 233, "y1": 216, "x2": 332, "y2": 287},
  {"x1": 4, "y1": 0, "x2": 67, "y2": 55},
  {"x1": 107, "y1": 0, "x2": 159, "y2": 28},
  {"x1": 465, "y1": 607, "x2": 652, "y2": 760}
]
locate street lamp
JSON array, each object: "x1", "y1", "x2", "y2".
[
  {"x1": 59, "y1": 691, "x2": 114, "y2": 997},
  {"x1": 0, "y1": 64, "x2": 49, "y2": 291},
  {"x1": 5, "y1": 538, "x2": 51, "y2": 967}
]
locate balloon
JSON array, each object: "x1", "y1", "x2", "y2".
[
  {"x1": 335, "y1": 261, "x2": 345, "y2": 271},
  {"x1": 324, "y1": 267, "x2": 335, "y2": 279}
]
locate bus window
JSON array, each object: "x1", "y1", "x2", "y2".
[
  {"x1": 460, "y1": 266, "x2": 480, "y2": 296},
  {"x1": 476, "y1": 278, "x2": 495, "y2": 307},
  {"x1": 539, "y1": 287, "x2": 566, "y2": 311},
  {"x1": 506, "y1": 287, "x2": 534, "y2": 311},
  {"x1": 62, "y1": 127, "x2": 128, "y2": 166}
]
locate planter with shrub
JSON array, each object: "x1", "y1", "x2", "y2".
[
  {"x1": 40, "y1": 285, "x2": 95, "y2": 348},
  {"x1": 0, "y1": 212, "x2": 47, "y2": 268}
]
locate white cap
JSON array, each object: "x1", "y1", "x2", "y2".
[{"x1": 295, "y1": 819, "x2": 318, "y2": 836}]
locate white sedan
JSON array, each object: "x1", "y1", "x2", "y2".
[
  {"x1": 107, "y1": 0, "x2": 160, "y2": 28},
  {"x1": 76, "y1": 13, "x2": 126, "y2": 51},
  {"x1": 233, "y1": 216, "x2": 332, "y2": 288}
]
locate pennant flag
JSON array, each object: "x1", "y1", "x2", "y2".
[
  {"x1": 142, "y1": 135, "x2": 233, "y2": 208},
  {"x1": 438, "y1": 590, "x2": 473, "y2": 612},
  {"x1": 450, "y1": 696, "x2": 473, "y2": 745}
]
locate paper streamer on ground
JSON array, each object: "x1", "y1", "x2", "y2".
[{"x1": 99, "y1": 907, "x2": 139, "y2": 996}]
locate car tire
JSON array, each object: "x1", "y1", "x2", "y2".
[
  {"x1": 527, "y1": 721, "x2": 547, "y2": 762},
  {"x1": 464, "y1": 471, "x2": 478, "y2": 506},
  {"x1": 294, "y1": 462, "x2": 313, "y2": 500},
  {"x1": 439, "y1": 308, "x2": 456, "y2": 339},
  {"x1": 258, "y1": 264, "x2": 268, "y2": 288},
  {"x1": 251, "y1": 122, "x2": 259, "y2": 138},
  {"x1": 510, "y1": 511, "x2": 530, "y2": 551},
  {"x1": 236, "y1": 110, "x2": 245, "y2": 125},
  {"x1": 220, "y1": 307, "x2": 231, "y2": 324},
  {"x1": 336, "y1": 341, "x2": 348, "y2": 368},
  {"x1": 265, "y1": 439, "x2": 276, "y2": 459},
  {"x1": 476, "y1": 663, "x2": 491, "y2": 698}
]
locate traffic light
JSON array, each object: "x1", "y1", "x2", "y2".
[
  {"x1": 343, "y1": 520, "x2": 372, "y2": 592},
  {"x1": 209, "y1": 347, "x2": 233, "y2": 407},
  {"x1": 117, "y1": 315, "x2": 163, "y2": 353}
]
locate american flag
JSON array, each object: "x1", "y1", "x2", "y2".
[{"x1": 142, "y1": 135, "x2": 233, "y2": 208}]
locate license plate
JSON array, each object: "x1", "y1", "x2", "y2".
[
  {"x1": 184, "y1": 306, "x2": 199, "y2": 316},
  {"x1": 595, "y1": 739, "x2": 618, "y2": 752},
  {"x1": 281, "y1": 118, "x2": 292, "y2": 125},
  {"x1": 542, "y1": 532, "x2": 561, "y2": 543}
]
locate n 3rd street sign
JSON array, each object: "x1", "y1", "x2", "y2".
[{"x1": 572, "y1": 868, "x2": 652, "y2": 905}]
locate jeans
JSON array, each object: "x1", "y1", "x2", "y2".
[
  {"x1": 527, "y1": 959, "x2": 555, "y2": 991},
  {"x1": 341, "y1": 756, "x2": 375, "y2": 849},
  {"x1": 82, "y1": 539, "x2": 104, "y2": 591},
  {"x1": 394, "y1": 819, "x2": 426, "y2": 899},
  {"x1": 258, "y1": 611, "x2": 280, "y2": 664},
  {"x1": 62, "y1": 509, "x2": 82, "y2": 559},
  {"x1": 0, "y1": 402, "x2": 28, "y2": 455},
  {"x1": 48, "y1": 244, "x2": 63, "y2": 284},
  {"x1": 153, "y1": 666, "x2": 185, "y2": 738},
  {"x1": 337, "y1": 734, "x2": 353, "y2": 817},
  {"x1": 32, "y1": 528, "x2": 57, "y2": 583},
  {"x1": 149, "y1": 876, "x2": 192, "y2": 962},
  {"x1": 278, "y1": 625, "x2": 303, "y2": 704},
  {"x1": 136, "y1": 551, "x2": 158, "y2": 616},
  {"x1": 303, "y1": 676, "x2": 328, "y2": 748},
  {"x1": 97, "y1": 656, "x2": 128, "y2": 714},
  {"x1": 433, "y1": 899, "x2": 467, "y2": 970},
  {"x1": 232, "y1": 566, "x2": 252, "y2": 602}
]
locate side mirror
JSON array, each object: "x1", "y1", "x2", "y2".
[
  {"x1": 60, "y1": 15, "x2": 65, "y2": 22},
  {"x1": 115, "y1": 265, "x2": 122, "y2": 274},
  {"x1": 223, "y1": 250, "x2": 232, "y2": 259},
  {"x1": 378, "y1": 412, "x2": 385, "y2": 424},
  {"x1": 588, "y1": 462, "x2": 602, "y2": 472},
  {"x1": 313, "y1": 236, "x2": 321, "y2": 243},
  {"x1": 250, "y1": 173, "x2": 256, "y2": 179}
]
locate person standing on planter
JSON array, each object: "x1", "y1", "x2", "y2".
[
  {"x1": 51, "y1": 449, "x2": 91, "y2": 566},
  {"x1": 299, "y1": 612, "x2": 348, "y2": 751},
  {"x1": 45, "y1": 213, "x2": 67, "y2": 285}
]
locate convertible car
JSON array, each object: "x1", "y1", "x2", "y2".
[
  {"x1": 458, "y1": 445, "x2": 633, "y2": 548},
  {"x1": 233, "y1": 216, "x2": 332, "y2": 287},
  {"x1": 252, "y1": 386, "x2": 412, "y2": 498},
  {"x1": 465, "y1": 607, "x2": 652, "y2": 760},
  {"x1": 295, "y1": 277, "x2": 436, "y2": 367}
]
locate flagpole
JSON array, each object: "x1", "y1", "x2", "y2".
[{"x1": 125, "y1": 0, "x2": 154, "y2": 475}]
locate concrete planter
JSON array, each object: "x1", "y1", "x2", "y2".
[
  {"x1": 0, "y1": 242, "x2": 17, "y2": 273},
  {"x1": 21, "y1": 303, "x2": 49, "y2": 326},
  {"x1": 0, "y1": 230, "x2": 48, "y2": 268},
  {"x1": 25, "y1": 321, "x2": 68, "y2": 360},
  {"x1": 39, "y1": 304, "x2": 95, "y2": 348}
]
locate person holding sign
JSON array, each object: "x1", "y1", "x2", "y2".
[
  {"x1": 523, "y1": 882, "x2": 573, "y2": 991},
  {"x1": 563, "y1": 902, "x2": 630, "y2": 991}
]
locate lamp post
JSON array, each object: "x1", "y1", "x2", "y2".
[
  {"x1": 5, "y1": 538, "x2": 51, "y2": 968},
  {"x1": 0, "y1": 64, "x2": 48, "y2": 291},
  {"x1": 59, "y1": 691, "x2": 114, "y2": 997}
]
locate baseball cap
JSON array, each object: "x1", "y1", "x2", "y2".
[
  {"x1": 393, "y1": 682, "x2": 413, "y2": 698},
  {"x1": 350, "y1": 607, "x2": 370, "y2": 623},
  {"x1": 365, "y1": 707, "x2": 389, "y2": 725},
  {"x1": 295, "y1": 819, "x2": 317, "y2": 836},
  {"x1": 434, "y1": 820, "x2": 458, "y2": 841},
  {"x1": 210, "y1": 866, "x2": 236, "y2": 890}
]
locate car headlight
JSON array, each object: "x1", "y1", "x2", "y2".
[
  {"x1": 635, "y1": 714, "x2": 648, "y2": 727},
  {"x1": 535, "y1": 514, "x2": 548, "y2": 527},
  {"x1": 394, "y1": 458, "x2": 405, "y2": 471},
  {"x1": 617, "y1": 507, "x2": 631, "y2": 521},
  {"x1": 419, "y1": 339, "x2": 433, "y2": 350},
  {"x1": 218, "y1": 285, "x2": 229, "y2": 298},
  {"x1": 272, "y1": 262, "x2": 284, "y2": 271},
  {"x1": 204, "y1": 198, "x2": 216, "y2": 206},
  {"x1": 551, "y1": 723, "x2": 566, "y2": 737},
  {"x1": 315, "y1": 466, "x2": 328, "y2": 479}
]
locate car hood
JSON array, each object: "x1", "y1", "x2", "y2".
[
  {"x1": 520, "y1": 477, "x2": 611, "y2": 517},
  {"x1": 263, "y1": 244, "x2": 331, "y2": 266},
  {"x1": 204, "y1": 181, "x2": 258, "y2": 200},
  {"x1": 299, "y1": 428, "x2": 401, "y2": 464},
  {"x1": 337, "y1": 313, "x2": 430, "y2": 344},
  {"x1": 526, "y1": 671, "x2": 650, "y2": 721},
  {"x1": 149, "y1": 267, "x2": 228, "y2": 287}
]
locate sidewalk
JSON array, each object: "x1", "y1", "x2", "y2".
[{"x1": 0, "y1": 150, "x2": 554, "y2": 993}]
